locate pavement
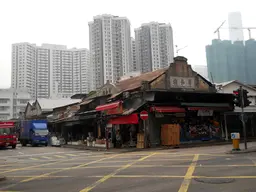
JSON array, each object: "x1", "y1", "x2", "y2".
[{"x1": 0, "y1": 144, "x2": 256, "y2": 192}]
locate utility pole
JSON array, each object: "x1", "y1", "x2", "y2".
[{"x1": 240, "y1": 86, "x2": 247, "y2": 150}]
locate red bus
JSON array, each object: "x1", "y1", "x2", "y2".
[{"x1": 0, "y1": 121, "x2": 17, "y2": 149}]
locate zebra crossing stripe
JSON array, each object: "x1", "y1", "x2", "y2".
[{"x1": 66, "y1": 154, "x2": 77, "y2": 157}]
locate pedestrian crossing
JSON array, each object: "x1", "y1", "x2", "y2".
[
  {"x1": 26, "y1": 153, "x2": 81, "y2": 161},
  {"x1": 2, "y1": 152, "x2": 95, "y2": 162}
]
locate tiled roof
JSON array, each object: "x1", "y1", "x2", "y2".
[{"x1": 115, "y1": 68, "x2": 167, "y2": 91}]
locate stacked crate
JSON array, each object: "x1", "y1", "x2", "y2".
[
  {"x1": 161, "y1": 124, "x2": 180, "y2": 146},
  {"x1": 136, "y1": 133, "x2": 144, "y2": 148}
]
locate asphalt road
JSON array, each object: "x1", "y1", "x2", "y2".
[{"x1": 0, "y1": 144, "x2": 256, "y2": 192}]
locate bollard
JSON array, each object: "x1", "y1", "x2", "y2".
[{"x1": 231, "y1": 133, "x2": 240, "y2": 151}]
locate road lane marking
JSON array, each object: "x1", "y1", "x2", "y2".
[
  {"x1": 0, "y1": 191, "x2": 21, "y2": 192},
  {"x1": 20, "y1": 154, "x2": 121, "y2": 183},
  {"x1": 89, "y1": 175, "x2": 185, "y2": 178},
  {"x1": 87, "y1": 175, "x2": 256, "y2": 179},
  {"x1": 178, "y1": 154, "x2": 199, "y2": 192},
  {"x1": 66, "y1": 154, "x2": 78, "y2": 157},
  {"x1": 41, "y1": 156, "x2": 52, "y2": 160},
  {"x1": 4, "y1": 175, "x2": 72, "y2": 178},
  {"x1": 29, "y1": 158, "x2": 39, "y2": 161},
  {"x1": 54, "y1": 155, "x2": 65, "y2": 158},
  {"x1": 0, "y1": 153, "x2": 107, "y2": 174},
  {"x1": 143, "y1": 158, "x2": 192, "y2": 161},
  {"x1": 79, "y1": 152, "x2": 156, "y2": 192},
  {"x1": 2, "y1": 164, "x2": 254, "y2": 171}
]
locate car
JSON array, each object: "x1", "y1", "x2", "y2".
[{"x1": 50, "y1": 136, "x2": 61, "y2": 147}]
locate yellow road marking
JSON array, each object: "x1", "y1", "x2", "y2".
[
  {"x1": 0, "y1": 154, "x2": 109, "y2": 174},
  {"x1": 5, "y1": 175, "x2": 71, "y2": 178},
  {"x1": 66, "y1": 154, "x2": 78, "y2": 157},
  {"x1": 54, "y1": 155, "x2": 65, "y2": 158},
  {"x1": 88, "y1": 175, "x2": 256, "y2": 179},
  {"x1": 193, "y1": 175, "x2": 256, "y2": 179},
  {"x1": 29, "y1": 158, "x2": 39, "y2": 161},
  {"x1": 178, "y1": 154, "x2": 199, "y2": 192},
  {"x1": 143, "y1": 158, "x2": 192, "y2": 161},
  {"x1": 41, "y1": 156, "x2": 52, "y2": 160},
  {"x1": 102, "y1": 160, "x2": 133, "y2": 163},
  {"x1": 79, "y1": 152, "x2": 156, "y2": 192},
  {"x1": 89, "y1": 175, "x2": 185, "y2": 178},
  {"x1": 2, "y1": 164, "x2": 254, "y2": 171},
  {"x1": 20, "y1": 154, "x2": 120, "y2": 183},
  {"x1": 0, "y1": 191, "x2": 21, "y2": 192}
]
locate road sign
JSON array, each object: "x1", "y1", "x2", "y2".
[
  {"x1": 231, "y1": 133, "x2": 240, "y2": 139},
  {"x1": 140, "y1": 110, "x2": 148, "y2": 120}
]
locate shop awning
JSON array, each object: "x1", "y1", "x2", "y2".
[
  {"x1": 150, "y1": 106, "x2": 186, "y2": 113},
  {"x1": 95, "y1": 101, "x2": 121, "y2": 111},
  {"x1": 108, "y1": 113, "x2": 139, "y2": 124}
]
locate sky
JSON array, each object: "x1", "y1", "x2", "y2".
[{"x1": 0, "y1": 0, "x2": 255, "y2": 88}]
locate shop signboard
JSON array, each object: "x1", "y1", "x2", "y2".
[
  {"x1": 197, "y1": 109, "x2": 213, "y2": 116},
  {"x1": 170, "y1": 76, "x2": 195, "y2": 89},
  {"x1": 106, "y1": 104, "x2": 123, "y2": 115}
]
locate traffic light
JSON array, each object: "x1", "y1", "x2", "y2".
[
  {"x1": 233, "y1": 89, "x2": 242, "y2": 107},
  {"x1": 243, "y1": 89, "x2": 251, "y2": 107}
]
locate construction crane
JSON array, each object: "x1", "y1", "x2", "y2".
[
  {"x1": 222, "y1": 27, "x2": 256, "y2": 39},
  {"x1": 214, "y1": 20, "x2": 256, "y2": 39},
  {"x1": 214, "y1": 20, "x2": 226, "y2": 39},
  {"x1": 175, "y1": 45, "x2": 188, "y2": 56}
]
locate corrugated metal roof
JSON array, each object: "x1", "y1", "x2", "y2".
[
  {"x1": 36, "y1": 98, "x2": 81, "y2": 111},
  {"x1": 115, "y1": 68, "x2": 167, "y2": 92},
  {"x1": 79, "y1": 99, "x2": 93, "y2": 105}
]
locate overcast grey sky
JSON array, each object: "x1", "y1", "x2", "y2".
[{"x1": 0, "y1": 0, "x2": 255, "y2": 88}]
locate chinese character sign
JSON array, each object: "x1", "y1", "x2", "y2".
[{"x1": 170, "y1": 77, "x2": 195, "y2": 88}]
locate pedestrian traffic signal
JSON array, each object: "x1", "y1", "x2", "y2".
[
  {"x1": 233, "y1": 89, "x2": 242, "y2": 107},
  {"x1": 243, "y1": 89, "x2": 251, "y2": 107}
]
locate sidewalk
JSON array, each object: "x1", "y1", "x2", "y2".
[
  {"x1": 61, "y1": 140, "x2": 237, "y2": 153},
  {"x1": 226, "y1": 141, "x2": 256, "y2": 154}
]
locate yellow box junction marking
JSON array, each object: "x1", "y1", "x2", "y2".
[
  {"x1": 20, "y1": 154, "x2": 120, "y2": 183},
  {"x1": 79, "y1": 152, "x2": 157, "y2": 192},
  {"x1": 54, "y1": 155, "x2": 65, "y2": 158},
  {"x1": 0, "y1": 154, "x2": 112, "y2": 175},
  {"x1": 178, "y1": 154, "x2": 199, "y2": 192},
  {"x1": 66, "y1": 154, "x2": 77, "y2": 157},
  {"x1": 41, "y1": 156, "x2": 52, "y2": 160}
]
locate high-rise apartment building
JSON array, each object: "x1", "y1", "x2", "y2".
[
  {"x1": 89, "y1": 14, "x2": 132, "y2": 90},
  {"x1": 228, "y1": 12, "x2": 244, "y2": 42},
  {"x1": 130, "y1": 37, "x2": 137, "y2": 72},
  {"x1": 12, "y1": 43, "x2": 90, "y2": 99},
  {"x1": 206, "y1": 39, "x2": 247, "y2": 83},
  {"x1": 0, "y1": 88, "x2": 31, "y2": 120},
  {"x1": 135, "y1": 22, "x2": 174, "y2": 73}
]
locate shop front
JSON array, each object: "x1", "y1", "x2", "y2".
[
  {"x1": 145, "y1": 91, "x2": 234, "y2": 146},
  {"x1": 95, "y1": 97, "x2": 145, "y2": 149}
]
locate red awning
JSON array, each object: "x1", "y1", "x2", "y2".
[
  {"x1": 150, "y1": 106, "x2": 186, "y2": 113},
  {"x1": 108, "y1": 114, "x2": 139, "y2": 124},
  {"x1": 96, "y1": 101, "x2": 121, "y2": 111}
]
